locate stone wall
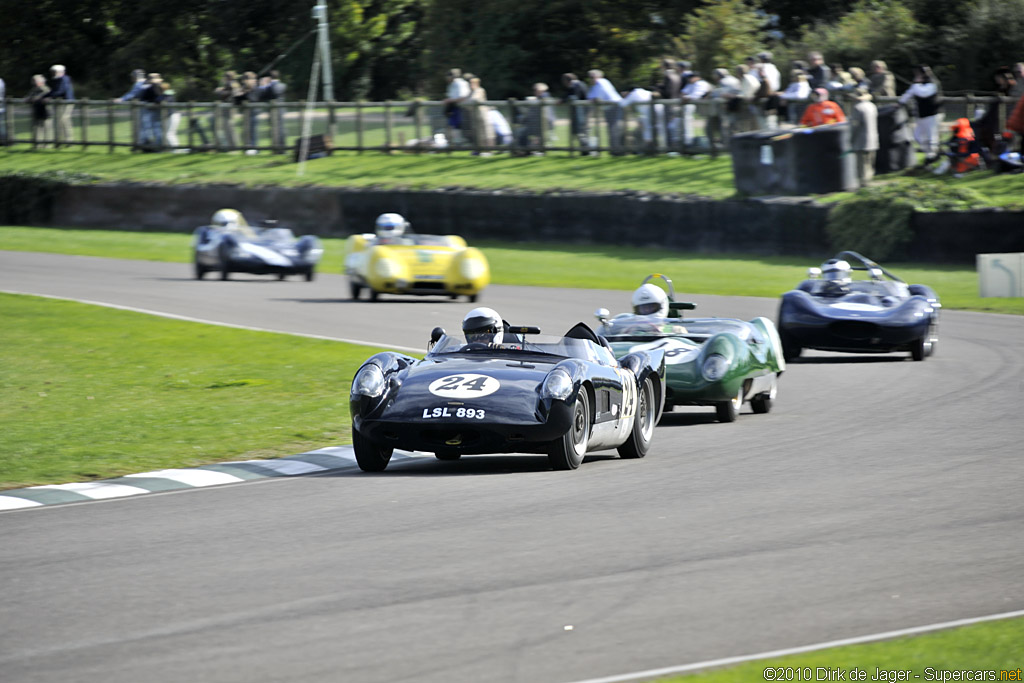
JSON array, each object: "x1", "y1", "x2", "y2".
[{"x1": 42, "y1": 183, "x2": 1024, "y2": 263}]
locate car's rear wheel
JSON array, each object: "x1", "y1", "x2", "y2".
[
  {"x1": 305, "y1": 268, "x2": 315, "y2": 282},
  {"x1": 434, "y1": 452, "x2": 461, "y2": 461},
  {"x1": 780, "y1": 329, "x2": 801, "y2": 361},
  {"x1": 278, "y1": 273, "x2": 286, "y2": 281},
  {"x1": 911, "y1": 335, "x2": 930, "y2": 361},
  {"x1": 618, "y1": 377, "x2": 655, "y2": 459},
  {"x1": 751, "y1": 376, "x2": 777, "y2": 414},
  {"x1": 469, "y1": 294, "x2": 479, "y2": 303},
  {"x1": 716, "y1": 387, "x2": 743, "y2": 423},
  {"x1": 369, "y1": 289, "x2": 379, "y2": 302},
  {"x1": 218, "y1": 244, "x2": 230, "y2": 280},
  {"x1": 549, "y1": 391, "x2": 589, "y2": 470},
  {"x1": 194, "y1": 260, "x2": 206, "y2": 280},
  {"x1": 349, "y1": 281, "x2": 362, "y2": 300},
  {"x1": 353, "y1": 429, "x2": 393, "y2": 472}
]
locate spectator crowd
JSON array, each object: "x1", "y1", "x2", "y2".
[{"x1": 3, "y1": 53, "x2": 1023, "y2": 178}]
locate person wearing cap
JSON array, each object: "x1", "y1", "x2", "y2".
[
  {"x1": 799, "y1": 87, "x2": 847, "y2": 127},
  {"x1": 213, "y1": 70, "x2": 242, "y2": 148},
  {"x1": 847, "y1": 87, "x2": 878, "y2": 184}
]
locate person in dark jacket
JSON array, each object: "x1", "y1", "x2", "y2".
[
  {"x1": 561, "y1": 72, "x2": 591, "y2": 153},
  {"x1": 47, "y1": 64, "x2": 75, "y2": 146},
  {"x1": 26, "y1": 74, "x2": 51, "y2": 147}
]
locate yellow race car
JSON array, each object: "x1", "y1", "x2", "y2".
[{"x1": 344, "y1": 214, "x2": 490, "y2": 302}]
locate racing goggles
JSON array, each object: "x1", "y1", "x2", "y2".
[{"x1": 464, "y1": 324, "x2": 498, "y2": 340}]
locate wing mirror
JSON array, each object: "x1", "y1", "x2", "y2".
[
  {"x1": 594, "y1": 308, "x2": 610, "y2": 324},
  {"x1": 428, "y1": 326, "x2": 445, "y2": 351},
  {"x1": 869, "y1": 267, "x2": 883, "y2": 280},
  {"x1": 807, "y1": 266, "x2": 822, "y2": 279}
]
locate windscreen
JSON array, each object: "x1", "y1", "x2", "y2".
[{"x1": 430, "y1": 333, "x2": 613, "y2": 363}]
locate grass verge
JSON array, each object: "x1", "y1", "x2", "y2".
[
  {"x1": 657, "y1": 616, "x2": 1023, "y2": 682},
  {"x1": 0, "y1": 292, "x2": 384, "y2": 490},
  {"x1": 1, "y1": 226, "x2": 1021, "y2": 315}
]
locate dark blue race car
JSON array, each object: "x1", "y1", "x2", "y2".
[
  {"x1": 777, "y1": 251, "x2": 941, "y2": 361},
  {"x1": 350, "y1": 323, "x2": 666, "y2": 472}
]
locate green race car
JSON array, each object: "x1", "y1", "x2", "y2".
[{"x1": 596, "y1": 274, "x2": 785, "y2": 423}]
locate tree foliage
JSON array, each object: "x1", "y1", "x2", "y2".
[{"x1": 677, "y1": 0, "x2": 768, "y2": 80}]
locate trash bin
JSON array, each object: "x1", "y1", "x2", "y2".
[
  {"x1": 789, "y1": 123, "x2": 858, "y2": 194},
  {"x1": 732, "y1": 124, "x2": 857, "y2": 195},
  {"x1": 730, "y1": 129, "x2": 798, "y2": 196},
  {"x1": 875, "y1": 104, "x2": 916, "y2": 174}
]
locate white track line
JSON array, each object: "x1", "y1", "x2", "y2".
[
  {"x1": 560, "y1": 609, "x2": 1024, "y2": 683},
  {"x1": 125, "y1": 469, "x2": 244, "y2": 486},
  {"x1": 0, "y1": 290, "x2": 422, "y2": 353},
  {"x1": 29, "y1": 482, "x2": 152, "y2": 500}
]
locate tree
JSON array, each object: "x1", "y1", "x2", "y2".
[{"x1": 677, "y1": 0, "x2": 769, "y2": 81}]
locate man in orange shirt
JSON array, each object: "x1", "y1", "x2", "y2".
[{"x1": 800, "y1": 87, "x2": 847, "y2": 126}]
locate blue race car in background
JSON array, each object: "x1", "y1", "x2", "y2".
[
  {"x1": 350, "y1": 322, "x2": 666, "y2": 472},
  {"x1": 777, "y1": 251, "x2": 941, "y2": 361},
  {"x1": 193, "y1": 209, "x2": 323, "y2": 281}
]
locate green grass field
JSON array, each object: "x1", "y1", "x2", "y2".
[
  {"x1": 661, "y1": 616, "x2": 1024, "y2": 682},
  {"x1": 0, "y1": 292, "x2": 384, "y2": 490},
  {"x1": 2, "y1": 226, "x2": 1021, "y2": 314}
]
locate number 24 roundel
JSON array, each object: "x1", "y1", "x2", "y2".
[{"x1": 428, "y1": 374, "x2": 501, "y2": 398}]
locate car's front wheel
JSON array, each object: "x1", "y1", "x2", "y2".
[
  {"x1": 350, "y1": 281, "x2": 362, "y2": 300},
  {"x1": 194, "y1": 260, "x2": 206, "y2": 280},
  {"x1": 716, "y1": 387, "x2": 743, "y2": 423},
  {"x1": 549, "y1": 391, "x2": 589, "y2": 470},
  {"x1": 305, "y1": 267, "x2": 315, "y2": 282},
  {"x1": 751, "y1": 376, "x2": 777, "y2": 414},
  {"x1": 353, "y1": 429, "x2": 393, "y2": 472},
  {"x1": 618, "y1": 377, "x2": 655, "y2": 459}
]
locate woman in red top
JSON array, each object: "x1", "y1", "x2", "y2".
[{"x1": 799, "y1": 87, "x2": 847, "y2": 126}]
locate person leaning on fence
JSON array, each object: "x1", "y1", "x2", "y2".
[
  {"x1": 806, "y1": 52, "x2": 832, "y2": 91},
  {"x1": 161, "y1": 79, "x2": 183, "y2": 152},
  {"x1": 260, "y1": 70, "x2": 287, "y2": 149},
  {"x1": 679, "y1": 71, "x2": 711, "y2": 146},
  {"x1": 561, "y1": 72, "x2": 591, "y2": 153},
  {"x1": 779, "y1": 70, "x2": 810, "y2": 124},
  {"x1": 25, "y1": 74, "x2": 51, "y2": 147},
  {"x1": 735, "y1": 64, "x2": 762, "y2": 132},
  {"x1": 442, "y1": 68, "x2": 470, "y2": 145},
  {"x1": 847, "y1": 87, "x2": 879, "y2": 184},
  {"x1": 47, "y1": 64, "x2": 75, "y2": 147},
  {"x1": 868, "y1": 60, "x2": 896, "y2": 98},
  {"x1": 709, "y1": 67, "x2": 742, "y2": 146},
  {"x1": 619, "y1": 85, "x2": 665, "y2": 151},
  {"x1": 515, "y1": 82, "x2": 556, "y2": 152},
  {"x1": 213, "y1": 70, "x2": 242, "y2": 148},
  {"x1": 799, "y1": 88, "x2": 846, "y2": 127},
  {"x1": 587, "y1": 69, "x2": 623, "y2": 152},
  {"x1": 464, "y1": 74, "x2": 494, "y2": 153},
  {"x1": 239, "y1": 71, "x2": 260, "y2": 154},
  {"x1": 137, "y1": 73, "x2": 165, "y2": 150}
]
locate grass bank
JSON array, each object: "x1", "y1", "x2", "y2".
[
  {"x1": 0, "y1": 292, "x2": 382, "y2": 490},
  {"x1": 3, "y1": 147, "x2": 1024, "y2": 207},
  {"x1": 1, "y1": 226, "x2": 1021, "y2": 315},
  {"x1": 658, "y1": 616, "x2": 1023, "y2": 682}
]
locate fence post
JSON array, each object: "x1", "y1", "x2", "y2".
[
  {"x1": 385, "y1": 100, "x2": 393, "y2": 153},
  {"x1": 413, "y1": 100, "x2": 424, "y2": 153},
  {"x1": 356, "y1": 101, "x2": 364, "y2": 154},
  {"x1": 107, "y1": 100, "x2": 115, "y2": 153}
]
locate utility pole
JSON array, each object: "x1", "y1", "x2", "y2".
[{"x1": 312, "y1": 3, "x2": 334, "y2": 102}]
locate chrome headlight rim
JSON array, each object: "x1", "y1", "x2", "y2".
[
  {"x1": 702, "y1": 354, "x2": 729, "y2": 382},
  {"x1": 541, "y1": 368, "x2": 574, "y2": 401},
  {"x1": 352, "y1": 364, "x2": 386, "y2": 398}
]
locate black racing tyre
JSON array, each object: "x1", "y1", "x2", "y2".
[
  {"x1": 350, "y1": 281, "x2": 362, "y2": 300},
  {"x1": 715, "y1": 387, "x2": 743, "y2": 423},
  {"x1": 469, "y1": 294, "x2": 479, "y2": 303},
  {"x1": 353, "y1": 429, "x2": 393, "y2": 472},
  {"x1": 751, "y1": 376, "x2": 777, "y2": 414},
  {"x1": 434, "y1": 452, "x2": 462, "y2": 461},
  {"x1": 305, "y1": 268, "x2": 315, "y2": 282},
  {"x1": 911, "y1": 335, "x2": 928, "y2": 361},
  {"x1": 369, "y1": 289, "x2": 379, "y2": 302},
  {"x1": 278, "y1": 273, "x2": 287, "y2": 281},
  {"x1": 780, "y1": 329, "x2": 801, "y2": 361},
  {"x1": 218, "y1": 244, "x2": 230, "y2": 280},
  {"x1": 194, "y1": 260, "x2": 206, "y2": 280},
  {"x1": 618, "y1": 376, "x2": 655, "y2": 459},
  {"x1": 549, "y1": 390, "x2": 589, "y2": 471}
]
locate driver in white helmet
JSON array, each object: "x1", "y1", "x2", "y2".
[
  {"x1": 631, "y1": 283, "x2": 670, "y2": 317},
  {"x1": 374, "y1": 212, "x2": 409, "y2": 244},
  {"x1": 462, "y1": 307, "x2": 504, "y2": 346},
  {"x1": 819, "y1": 258, "x2": 852, "y2": 296}
]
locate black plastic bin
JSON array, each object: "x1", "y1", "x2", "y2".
[{"x1": 732, "y1": 124, "x2": 857, "y2": 195}]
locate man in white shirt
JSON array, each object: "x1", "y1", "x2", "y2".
[
  {"x1": 680, "y1": 72, "x2": 711, "y2": 146},
  {"x1": 619, "y1": 87, "x2": 665, "y2": 149},
  {"x1": 587, "y1": 69, "x2": 623, "y2": 152},
  {"x1": 443, "y1": 68, "x2": 470, "y2": 144}
]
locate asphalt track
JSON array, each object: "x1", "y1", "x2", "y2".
[{"x1": 1, "y1": 251, "x2": 1022, "y2": 683}]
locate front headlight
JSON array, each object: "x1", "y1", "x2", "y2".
[
  {"x1": 352, "y1": 364, "x2": 385, "y2": 397},
  {"x1": 375, "y1": 258, "x2": 400, "y2": 278},
  {"x1": 541, "y1": 368, "x2": 574, "y2": 400},
  {"x1": 459, "y1": 257, "x2": 485, "y2": 280},
  {"x1": 702, "y1": 354, "x2": 729, "y2": 382}
]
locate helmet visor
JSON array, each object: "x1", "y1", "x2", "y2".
[
  {"x1": 634, "y1": 302, "x2": 663, "y2": 316},
  {"x1": 464, "y1": 325, "x2": 497, "y2": 343}
]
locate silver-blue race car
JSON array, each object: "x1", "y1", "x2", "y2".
[
  {"x1": 193, "y1": 209, "x2": 323, "y2": 281},
  {"x1": 777, "y1": 251, "x2": 941, "y2": 361}
]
